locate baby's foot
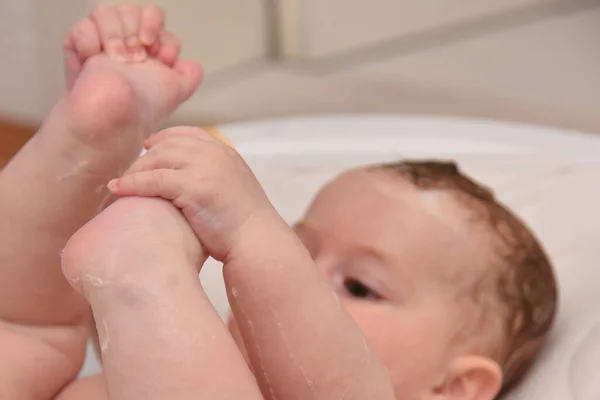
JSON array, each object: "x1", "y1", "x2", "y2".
[
  {"x1": 61, "y1": 197, "x2": 261, "y2": 399},
  {"x1": 61, "y1": 196, "x2": 204, "y2": 294},
  {"x1": 59, "y1": 3, "x2": 202, "y2": 155},
  {"x1": 0, "y1": 3, "x2": 200, "y2": 327}
]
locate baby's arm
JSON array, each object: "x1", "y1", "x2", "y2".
[
  {"x1": 109, "y1": 129, "x2": 396, "y2": 399},
  {"x1": 223, "y1": 213, "x2": 396, "y2": 399}
]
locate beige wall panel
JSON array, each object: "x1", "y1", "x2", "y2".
[{"x1": 278, "y1": 0, "x2": 558, "y2": 58}]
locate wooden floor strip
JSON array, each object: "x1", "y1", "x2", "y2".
[{"x1": 0, "y1": 119, "x2": 37, "y2": 168}]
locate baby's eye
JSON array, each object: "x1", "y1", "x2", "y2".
[{"x1": 343, "y1": 277, "x2": 383, "y2": 301}]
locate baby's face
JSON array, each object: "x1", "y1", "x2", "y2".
[
  {"x1": 228, "y1": 168, "x2": 492, "y2": 396},
  {"x1": 294, "y1": 169, "x2": 490, "y2": 396}
]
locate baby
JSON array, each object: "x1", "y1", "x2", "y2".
[
  {"x1": 221, "y1": 159, "x2": 558, "y2": 398},
  {"x1": 0, "y1": 3, "x2": 557, "y2": 400}
]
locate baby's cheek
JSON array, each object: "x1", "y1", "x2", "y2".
[
  {"x1": 341, "y1": 303, "x2": 389, "y2": 350},
  {"x1": 344, "y1": 305, "x2": 436, "y2": 375}
]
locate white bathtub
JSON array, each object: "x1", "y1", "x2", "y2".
[{"x1": 83, "y1": 115, "x2": 600, "y2": 399}]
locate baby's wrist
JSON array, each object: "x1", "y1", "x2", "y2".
[{"x1": 225, "y1": 207, "x2": 293, "y2": 265}]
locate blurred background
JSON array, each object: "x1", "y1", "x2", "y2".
[{"x1": 1, "y1": 0, "x2": 599, "y2": 165}]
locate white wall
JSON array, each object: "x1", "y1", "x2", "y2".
[
  {"x1": 0, "y1": 0, "x2": 86, "y2": 122},
  {"x1": 0, "y1": 0, "x2": 267, "y2": 123},
  {"x1": 92, "y1": 0, "x2": 268, "y2": 74},
  {"x1": 278, "y1": 0, "x2": 556, "y2": 58},
  {"x1": 0, "y1": 1, "x2": 43, "y2": 121},
  {"x1": 340, "y1": 5, "x2": 600, "y2": 132}
]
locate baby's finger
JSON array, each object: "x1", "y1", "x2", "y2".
[
  {"x1": 145, "y1": 126, "x2": 221, "y2": 149},
  {"x1": 139, "y1": 4, "x2": 164, "y2": 46},
  {"x1": 155, "y1": 30, "x2": 180, "y2": 67},
  {"x1": 117, "y1": 2, "x2": 146, "y2": 62},
  {"x1": 90, "y1": 5, "x2": 127, "y2": 61},
  {"x1": 108, "y1": 169, "x2": 182, "y2": 201},
  {"x1": 125, "y1": 146, "x2": 192, "y2": 175}
]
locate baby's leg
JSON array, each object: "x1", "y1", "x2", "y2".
[
  {"x1": 224, "y1": 215, "x2": 396, "y2": 399},
  {"x1": 0, "y1": 57, "x2": 133, "y2": 400},
  {"x1": 0, "y1": 5, "x2": 199, "y2": 327},
  {"x1": 0, "y1": 4, "x2": 200, "y2": 397},
  {"x1": 61, "y1": 197, "x2": 262, "y2": 399},
  {"x1": 0, "y1": 74, "x2": 137, "y2": 327}
]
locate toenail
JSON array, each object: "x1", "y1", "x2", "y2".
[
  {"x1": 139, "y1": 29, "x2": 156, "y2": 46},
  {"x1": 132, "y1": 47, "x2": 147, "y2": 62},
  {"x1": 108, "y1": 40, "x2": 129, "y2": 62}
]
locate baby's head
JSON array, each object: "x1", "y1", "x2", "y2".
[{"x1": 294, "y1": 161, "x2": 557, "y2": 399}]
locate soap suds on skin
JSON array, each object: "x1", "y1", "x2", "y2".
[
  {"x1": 195, "y1": 208, "x2": 223, "y2": 232},
  {"x1": 56, "y1": 160, "x2": 90, "y2": 181},
  {"x1": 234, "y1": 299, "x2": 276, "y2": 399},
  {"x1": 268, "y1": 306, "x2": 316, "y2": 396},
  {"x1": 96, "y1": 191, "x2": 113, "y2": 214},
  {"x1": 332, "y1": 291, "x2": 341, "y2": 307},
  {"x1": 100, "y1": 320, "x2": 110, "y2": 353},
  {"x1": 84, "y1": 274, "x2": 111, "y2": 287},
  {"x1": 65, "y1": 274, "x2": 113, "y2": 290}
]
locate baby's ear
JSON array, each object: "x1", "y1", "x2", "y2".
[{"x1": 433, "y1": 356, "x2": 502, "y2": 400}]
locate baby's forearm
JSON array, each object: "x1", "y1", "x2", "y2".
[{"x1": 223, "y1": 212, "x2": 395, "y2": 399}]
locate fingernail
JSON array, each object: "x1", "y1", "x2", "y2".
[{"x1": 107, "y1": 179, "x2": 118, "y2": 191}]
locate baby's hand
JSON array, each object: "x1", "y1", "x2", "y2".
[{"x1": 107, "y1": 127, "x2": 275, "y2": 260}]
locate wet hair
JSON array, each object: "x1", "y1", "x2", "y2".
[{"x1": 375, "y1": 160, "x2": 558, "y2": 395}]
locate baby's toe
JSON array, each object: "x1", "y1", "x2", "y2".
[
  {"x1": 116, "y1": 2, "x2": 146, "y2": 62},
  {"x1": 90, "y1": 5, "x2": 127, "y2": 61},
  {"x1": 66, "y1": 18, "x2": 101, "y2": 61},
  {"x1": 156, "y1": 31, "x2": 181, "y2": 67},
  {"x1": 139, "y1": 4, "x2": 165, "y2": 47}
]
